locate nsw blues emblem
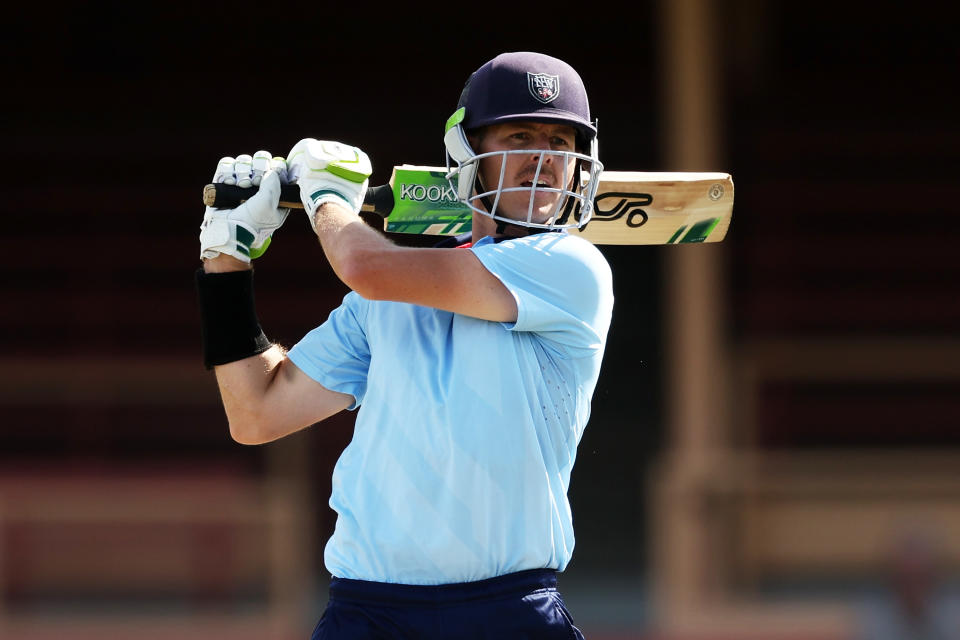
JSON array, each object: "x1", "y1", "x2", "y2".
[{"x1": 527, "y1": 72, "x2": 560, "y2": 104}]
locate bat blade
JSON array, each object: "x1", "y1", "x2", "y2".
[
  {"x1": 380, "y1": 166, "x2": 733, "y2": 245},
  {"x1": 201, "y1": 167, "x2": 733, "y2": 245},
  {"x1": 570, "y1": 171, "x2": 734, "y2": 245}
]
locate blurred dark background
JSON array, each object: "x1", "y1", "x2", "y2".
[{"x1": 2, "y1": 1, "x2": 958, "y2": 639}]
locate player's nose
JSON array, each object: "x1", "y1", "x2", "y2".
[{"x1": 528, "y1": 147, "x2": 554, "y2": 165}]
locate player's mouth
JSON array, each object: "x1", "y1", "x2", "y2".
[
  {"x1": 515, "y1": 163, "x2": 558, "y2": 188},
  {"x1": 520, "y1": 179, "x2": 553, "y2": 188},
  {"x1": 517, "y1": 170, "x2": 557, "y2": 188}
]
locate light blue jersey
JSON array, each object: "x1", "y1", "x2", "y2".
[{"x1": 287, "y1": 232, "x2": 614, "y2": 585}]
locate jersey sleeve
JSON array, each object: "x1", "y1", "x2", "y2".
[
  {"x1": 286, "y1": 292, "x2": 371, "y2": 409},
  {"x1": 470, "y1": 233, "x2": 614, "y2": 356}
]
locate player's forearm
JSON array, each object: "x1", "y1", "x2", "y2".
[
  {"x1": 311, "y1": 202, "x2": 397, "y2": 298},
  {"x1": 310, "y1": 203, "x2": 516, "y2": 320},
  {"x1": 195, "y1": 261, "x2": 280, "y2": 443}
]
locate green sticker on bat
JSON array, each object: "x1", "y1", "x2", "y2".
[
  {"x1": 669, "y1": 217, "x2": 723, "y2": 244},
  {"x1": 385, "y1": 169, "x2": 472, "y2": 236}
]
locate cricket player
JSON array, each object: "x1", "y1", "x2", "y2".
[{"x1": 195, "y1": 51, "x2": 614, "y2": 639}]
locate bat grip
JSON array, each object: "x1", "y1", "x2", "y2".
[{"x1": 202, "y1": 183, "x2": 394, "y2": 219}]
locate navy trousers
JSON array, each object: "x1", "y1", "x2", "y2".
[{"x1": 311, "y1": 569, "x2": 586, "y2": 639}]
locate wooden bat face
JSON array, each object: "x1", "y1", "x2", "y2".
[{"x1": 380, "y1": 166, "x2": 733, "y2": 245}]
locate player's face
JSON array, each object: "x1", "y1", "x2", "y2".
[{"x1": 472, "y1": 122, "x2": 578, "y2": 224}]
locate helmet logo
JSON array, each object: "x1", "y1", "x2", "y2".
[{"x1": 527, "y1": 72, "x2": 560, "y2": 104}]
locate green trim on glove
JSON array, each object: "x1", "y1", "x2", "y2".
[
  {"x1": 249, "y1": 236, "x2": 271, "y2": 259},
  {"x1": 323, "y1": 164, "x2": 368, "y2": 184},
  {"x1": 235, "y1": 225, "x2": 254, "y2": 257},
  {"x1": 310, "y1": 188, "x2": 348, "y2": 202}
]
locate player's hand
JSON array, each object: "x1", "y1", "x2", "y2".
[
  {"x1": 286, "y1": 139, "x2": 372, "y2": 226},
  {"x1": 199, "y1": 151, "x2": 290, "y2": 262}
]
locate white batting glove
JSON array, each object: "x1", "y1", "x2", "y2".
[
  {"x1": 199, "y1": 151, "x2": 290, "y2": 262},
  {"x1": 286, "y1": 139, "x2": 372, "y2": 226}
]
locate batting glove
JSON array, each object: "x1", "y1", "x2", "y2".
[
  {"x1": 199, "y1": 151, "x2": 290, "y2": 262},
  {"x1": 286, "y1": 139, "x2": 372, "y2": 226}
]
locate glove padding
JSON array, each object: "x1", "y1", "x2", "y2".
[
  {"x1": 199, "y1": 151, "x2": 290, "y2": 262},
  {"x1": 286, "y1": 139, "x2": 372, "y2": 227}
]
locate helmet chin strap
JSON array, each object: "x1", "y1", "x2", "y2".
[{"x1": 496, "y1": 219, "x2": 537, "y2": 237}]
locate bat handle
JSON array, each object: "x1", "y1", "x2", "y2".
[{"x1": 202, "y1": 182, "x2": 394, "y2": 219}]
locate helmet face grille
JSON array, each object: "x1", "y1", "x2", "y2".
[{"x1": 445, "y1": 149, "x2": 604, "y2": 232}]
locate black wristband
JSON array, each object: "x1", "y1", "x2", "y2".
[{"x1": 194, "y1": 267, "x2": 272, "y2": 370}]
